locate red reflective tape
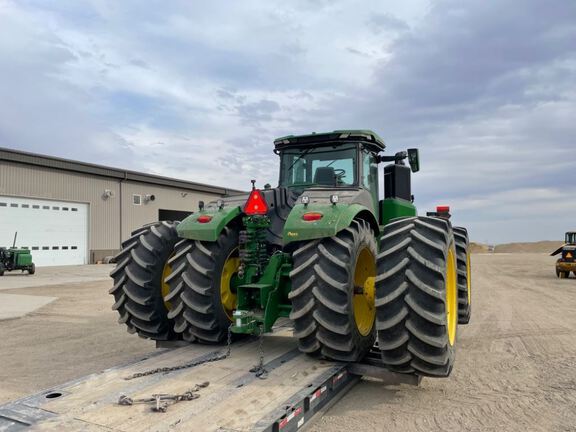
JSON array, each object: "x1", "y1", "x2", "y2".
[
  {"x1": 310, "y1": 386, "x2": 327, "y2": 403},
  {"x1": 279, "y1": 407, "x2": 303, "y2": 429},
  {"x1": 333, "y1": 371, "x2": 346, "y2": 384}
]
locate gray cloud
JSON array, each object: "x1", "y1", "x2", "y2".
[{"x1": 0, "y1": 0, "x2": 575, "y2": 242}]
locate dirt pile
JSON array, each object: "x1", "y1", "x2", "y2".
[
  {"x1": 494, "y1": 241, "x2": 563, "y2": 254},
  {"x1": 470, "y1": 242, "x2": 490, "y2": 254}
]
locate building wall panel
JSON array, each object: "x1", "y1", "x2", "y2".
[{"x1": 0, "y1": 161, "x2": 119, "y2": 250}]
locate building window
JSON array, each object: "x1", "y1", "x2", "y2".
[
  {"x1": 71, "y1": 208, "x2": 78, "y2": 212},
  {"x1": 133, "y1": 194, "x2": 142, "y2": 205},
  {"x1": 10, "y1": 203, "x2": 17, "y2": 207},
  {"x1": 43, "y1": 206, "x2": 50, "y2": 210},
  {"x1": 33, "y1": 205, "x2": 40, "y2": 209},
  {"x1": 71, "y1": 246, "x2": 78, "y2": 250},
  {"x1": 62, "y1": 207, "x2": 69, "y2": 211},
  {"x1": 22, "y1": 204, "x2": 29, "y2": 208},
  {"x1": 0, "y1": 202, "x2": 6, "y2": 207},
  {"x1": 52, "y1": 206, "x2": 59, "y2": 210}
]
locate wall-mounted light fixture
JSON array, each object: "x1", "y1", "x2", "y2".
[{"x1": 102, "y1": 189, "x2": 115, "y2": 200}]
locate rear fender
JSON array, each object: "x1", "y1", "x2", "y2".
[
  {"x1": 177, "y1": 206, "x2": 242, "y2": 242},
  {"x1": 283, "y1": 203, "x2": 378, "y2": 245}
]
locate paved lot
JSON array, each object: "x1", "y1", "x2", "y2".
[{"x1": 1, "y1": 255, "x2": 575, "y2": 431}]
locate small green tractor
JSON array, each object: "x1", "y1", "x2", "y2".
[
  {"x1": 551, "y1": 232, "x2": 576, "y2": 279},
  {"x1": 110, "y1": 130, "x2": 472, "y2": 377},
  {"x1": 0, "y1": 232, "x2": 35, "y2": 276}
]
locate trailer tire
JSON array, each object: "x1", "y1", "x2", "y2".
[
  {"x1": 376, "y1": 216, "x2": 458, "y2": 377},
  {"x1": 289, "y1": 219, "x2": 377, "y2": 362},
  {"x1": 165, "y1": 227, "x2": 240, "y2": 343},
  {"x1": 109, "y1": 221, "x2": 180, "y2": 340},
  {"x1": 453, "y1": 227, "x2": 471, "y2": 324}
]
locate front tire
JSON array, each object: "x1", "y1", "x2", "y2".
[
  {"x1": 376, "y1": 216, "x2": 458, "y2": 377},
  {"x1": 109, "y1": 221, "x2": 180, "y2": 340},
  {"x1": 165, "y1": 227, "x2": 240, "y2": 343},
  {"x1": 28, "y1": 263, "x2": 36, "y2": 275},
  {"x1": 289, "y1": 219, "x2": 377, "y2": 362}
]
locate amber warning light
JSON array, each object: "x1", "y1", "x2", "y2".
[{"x1": 244, "y1": 189, "x2": 268, "y2": 215}]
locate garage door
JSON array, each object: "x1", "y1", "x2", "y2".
[{"x1": 0, "y1": 196, "x2": 89, "y2": 266}]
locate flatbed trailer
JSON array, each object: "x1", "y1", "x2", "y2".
[{"x1": 0, "y1": 329, "x2": 419, "y2": 432}]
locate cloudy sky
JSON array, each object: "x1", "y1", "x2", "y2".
[{"x1": 0, "y1": 0, "x2": 575, "y2": 243}]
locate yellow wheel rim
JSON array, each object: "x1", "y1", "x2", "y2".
[
  {"x1": 466, "y1": 251, "x2": 471, "y2": 304},
  {"x1": 221, "y1": 250, "x2": 240, "y2": 320},
  {"x1": 353, "y1": 247, "x2": 376, "y2": 337},
  {"x1": 161, "y1": 257, "x2": 173, "y2": 311},
  {"x1": 446, "y1": 246, "x2": 458, "y2": 346}
]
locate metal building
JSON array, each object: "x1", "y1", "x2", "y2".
[{"x1": 0, "y1": 147, "x2": 240, "y2": 266}]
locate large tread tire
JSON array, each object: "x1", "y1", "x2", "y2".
[
  {"x1": 289, "y1": 219, "x2": 377, "y2": 362},
  {"x1": 28, "y1": 263, "x2": 36, "y2": 275},
  {"x1": 376, "y1": 216, "x2": 458, "y2": 377},
  {"x1": 109, "y1": 221, "x2": 180, "y2": 340},
  {"x1": 454, "y1": 227, "x2": 472, "y2": 324},
  {"x1": 165, "y1": 227, "x2": 239, "y2": 344}
]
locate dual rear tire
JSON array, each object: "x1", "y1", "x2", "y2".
[
  {"x1": 289, "y1": 220, "x2": 377, "y2": 362},
  {"x1": 375, "y1": 216, "x2": 459, "y2": 377},
  {"x1": 109, "y1": 221, "x2": 180, "y2": 340}
]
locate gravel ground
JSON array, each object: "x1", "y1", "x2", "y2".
[{"x1": 1, "y1": 254, "x2": 575, "y2": 431}]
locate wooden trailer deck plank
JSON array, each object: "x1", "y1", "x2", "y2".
[{"x1": 29, "y1": 333, "x2": 339, "y2": 431}]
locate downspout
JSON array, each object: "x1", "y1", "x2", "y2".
[{"x1": 119, "y1": 172, "x2": 127, "y2": 247}]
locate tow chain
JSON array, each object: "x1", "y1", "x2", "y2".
[
  {"x1": 249, "y1": 325, "x2": 268, "y2": 379},
  {"x1": 118, "y1": 381, "x2": 209, "y2": 412},
  {"x1": 124, "y1": 323, "x2": 268, "y2": 381},
  {"x1": 124, "y1": 325, "x2": 233, "y2": 380}
]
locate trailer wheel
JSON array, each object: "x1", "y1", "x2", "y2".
[
  {"x1": 289, "y1": 219, "x2": 377, "y2": 362},
  {"x1": 453, "y1": 227, "x2": 471, "y2": 324},
  {"x1": 376, "y1": 216, "x2": 458, "y2": 377},
  {"x1": 109, "y1": 221, "x2": 180, "y2": 340},
  {"x1": 165, "y1": 227, "x2": 240, "y2": 343}
]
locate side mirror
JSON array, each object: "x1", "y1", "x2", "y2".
[{"x1": 407, "y1": 148, "x2": 420, "y2": 173}]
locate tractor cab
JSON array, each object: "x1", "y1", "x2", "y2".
[
  {"x1": 275, "y1": 130, "x2": 384, "y2": 191},
  {"x1": 565, "y1": 232, "x2": 576, "y2": 245},
  {"x1": 275, "y1": 130, "x2": 419, "y2": 226}
]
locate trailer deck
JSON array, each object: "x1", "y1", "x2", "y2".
[{"x1": 0, "y1": 330, "x2": 419, "y2": 431}]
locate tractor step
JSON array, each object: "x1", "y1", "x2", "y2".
[{"x1": 0, "y1": 330, "x2": 419, "y2": 432}]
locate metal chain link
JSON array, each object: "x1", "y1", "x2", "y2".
[
  {"x1": 118, "y1": 381, "x2": 209, "y2": 412},
  {"x1": 249, "y1": 325, "x2": 268, "y2": 379},
  {"x1": 125, "y1": 324, "x2": 234, "y2": 380}
]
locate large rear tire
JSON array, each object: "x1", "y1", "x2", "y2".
[
  {"x1": 165, "y1": 227, "x2": 239, "y2": 343},
  {"x1": 376, "y1": 216, "x2": 458, "y2": 377},
  {"x1": 289, "y1": 219, "x2": 377, "y2": 362},
  {"x1": 109, "y1": 221, "x2": 180, "y2": 340},
  {"x1": 454, "y1": 227, "x2": 471, "y2": 324}
]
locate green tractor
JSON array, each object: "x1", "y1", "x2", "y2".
[
  {"x1": 110, "y1": 130, "x2": 472, "y2": 377},
  {"x1": 551, "y1": 231, "x2": 576, "y2": 279},
  {"x1": 0, "y1": 232, "x2": 35, "y2": 276}
]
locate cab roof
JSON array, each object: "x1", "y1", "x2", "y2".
[{"x1": 274, "y1": 130, "x2": 385, "y2": 153}]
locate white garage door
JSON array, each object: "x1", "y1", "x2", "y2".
[{"x1": 0, "y1": 196, "x2": 89, "y2": 266}]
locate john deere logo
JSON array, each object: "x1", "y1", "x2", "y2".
[
  {"x1": 567, "y1": 252, "x2": 573, "y2": 259},
  {"x1": 287, "y1": 231, "x2": 299, "y2": 237}
]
